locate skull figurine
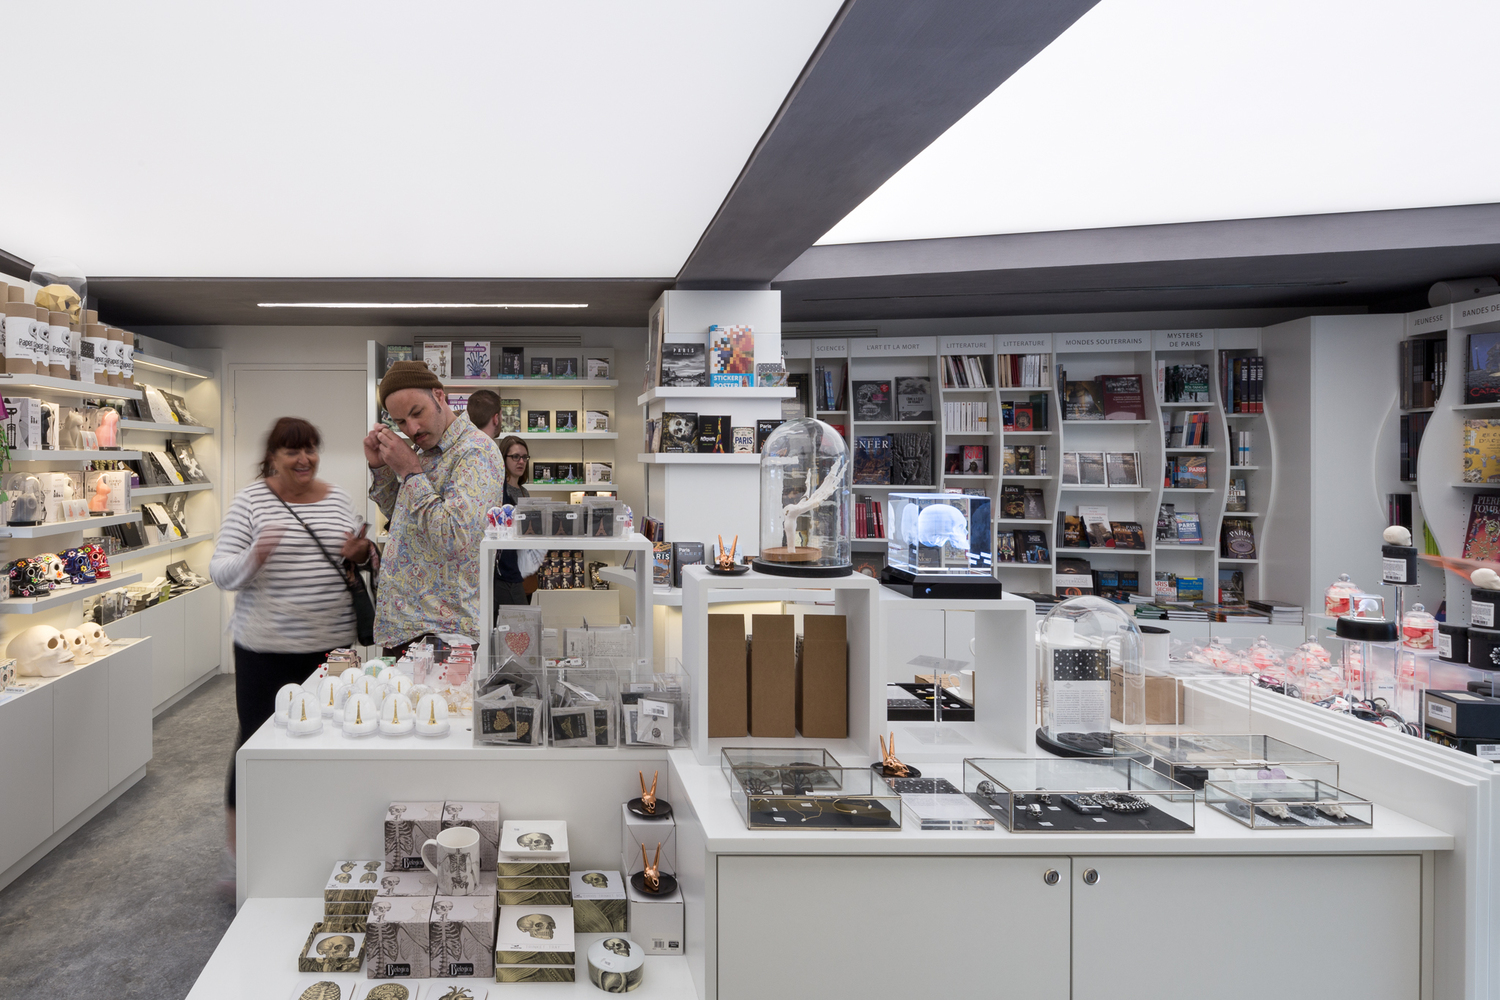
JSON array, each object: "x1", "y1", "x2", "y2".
[
  {"x1": 38, "y1": 554, "x2": 69, "y2": 588},
  {"x1": 79, "y1": 621, "x2": 110, "y2": 653},
  {"x1": 59, "y1": 627, "x2": 92, "y2": 664},
  {"x1": 9, "y1": 625, "x2": 76, "y2": 677},
  {"x1": 63, "y1": 548, "x2": 96, "y2": 585}
]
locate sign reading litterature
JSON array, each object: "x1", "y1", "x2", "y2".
[
  {"x1": 1153, "y1": 329, "x2": 1213, "y2": 352},
  {"x1": 850, "y1": 337, "x2": 937, "y2": 357},
  {"x1": 939, "y1": 335, "x2": 994, "y2": 354},
  {"x1": 994, "y1": 333, "x2": 1052, "y2": 352},
  {"x1": 1056, "y1": 332, "x2": 1148, "y2": 353}
]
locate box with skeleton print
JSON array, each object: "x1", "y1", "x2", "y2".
[
  {"x1": 428, "y1": 893, "x2": 497, "y2": 978},
  {"x1": 366, "y1": 896, "x2": 433, "y2": 979},
  {"x1": 384, "y1": 801, "x2": 443, "y2": 871}
]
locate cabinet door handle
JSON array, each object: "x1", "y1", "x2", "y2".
[
  {"x1": 1082, "y1": 867, "x2": 1100, "y2": 885},
  {"x1": 1043, "y1": 868, "x2": 1060, "y2": 886}
]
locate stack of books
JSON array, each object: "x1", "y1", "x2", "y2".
[{"x1": 1248, "y1": 599, "x2": 1304, "y2": 625}]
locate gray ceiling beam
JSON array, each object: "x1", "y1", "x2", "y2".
[{"x1": 674, "y1": 0, "x2": 1100, "y2": 289}]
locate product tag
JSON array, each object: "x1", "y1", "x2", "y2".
[
  {"x1": 1381, "y1": 557, "x2": 1409, "y2": 584},
  {"x1": 1477, "y1": 745, "x2": 1500, "y2": 761},
  {"x1": 1439, "y1": 632, "x2": 1452, "y2": 658},
  {"x1": 1428, "y1": 701, "x2": 1454, "y2": 723},
  {"x1": 1475, "y1": 602, "x2": 1496, "y2": 627},
  {"x1": 639, "y1": 698, "x2": 670, "y2": 718}
]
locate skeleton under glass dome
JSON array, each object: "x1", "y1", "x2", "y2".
[{"x1": 753, "y1": 418, "x2": 853, "y2": 577}]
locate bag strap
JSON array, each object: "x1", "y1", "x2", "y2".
[{"x1": 268, "y1": 484, "x2": 356, "y2": 594}]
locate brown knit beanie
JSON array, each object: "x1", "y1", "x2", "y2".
[{"x1": 378, "y1": 360, "x2": 444, "y2": 409}]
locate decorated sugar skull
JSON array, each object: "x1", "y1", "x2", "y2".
[
  {"x1": 37, "y1": 553, "x2": 68, "y2": 587},
  {"x1": 79, "y1": 621, "x2": 110, "y2": 652},
  {"x1": 84, "y1": 543, "x2": 110, "y2": 579},
  {"x1": 7, "y1": 557, "x2": 46, "y2": 597},
  {"x1": 9, "y1": 625, "x2": 75, "y2": 677},
  {"x1": 62, "y1": 548, "x2": 96, "y2": 585},
  {"x1": 59, "y1": 627, "x2": 92, "y2": 664}
]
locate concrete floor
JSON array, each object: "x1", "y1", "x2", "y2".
[{"x1": 0, "y1": 673, "x2": 238, "y2": 1000}]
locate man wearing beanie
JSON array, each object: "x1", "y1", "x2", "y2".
[{"x1": 365, "y1": 360, "x2": 505, "y2": 652}]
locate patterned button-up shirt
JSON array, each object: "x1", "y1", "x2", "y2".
[{"x1": 370, "y1": 414, "x2": 504, "y2": 646}]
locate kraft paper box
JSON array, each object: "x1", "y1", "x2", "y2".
[
  {"x1": 366, "y1": 895, "x2": 433, "y2": 979},
  {"x1": 796, "y1": 614, "x2": 848, "y2": 739},
  {"x1": 376, "y1": 870, "x2": 438, "y2": 897},
  {"x1": 325, "y1": 860, "x2": 385, "y2": 903},
  {"x1": 1109, "y1": 667, "x2": 1185, "y2": 725},
  {"x1": 495, "y1": 904, "x2": 576, "y2": 966},
  {"x1": 441, "y1": 800, "x2": 501, "y2": 871},
  {"x1": 626, "y1": 879, "x2": 684, "y2": 956},
  {"x1": 750, "y1": 614, "x2": 796, "y2": 737},
  {"x1": 299, "y1": 924, "x2": 367, "y2": 973},
  {"x1": 428, "y1": 893, "x2": 497, "y2": 978},
  {"x1": 570, "y1": 869, "x2": 627, "y2": 933},
  {"x1": 707, "y1": 614, "x2": 748, "y2": 737},
  {"x1": 620, "y1": 803, "x2": 677, "y2": 878},
  {"x1": 385, "y1": 801, "x2": 443, "y2": 872}
]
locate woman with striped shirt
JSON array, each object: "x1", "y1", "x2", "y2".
[{"x1": 211, "y1": 417, "x2": 376, "y2": 854}]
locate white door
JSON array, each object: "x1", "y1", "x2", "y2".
[{"x1": 232, "y1": 367, "x2": 369, "y2": 504}]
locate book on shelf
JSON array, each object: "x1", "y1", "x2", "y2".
[
  {"x1": 732, "y1": 425, "x2": 755, "y2": 453},
  {"x1": 1221, "y1": 355, "x2": 1265, "y2": 413},
  {"x1": 709, "y1": 325, "x2": 755, "y2": 380},
  {"x1": 785, "y1": 372, "x2": 810, "y2": 419},
  {"x1": 384, "y1": 344, "x2": 414, "y2": 372},
  {"x1": 890, "y1": 433, "x2": 932, "y2": 485},
  {"x1": 1023, "y1": 489, "x2": 1045, "y2": 519},
  {"x1": 853, "y1": 380, "x2": 894, "y2": 421},
  {"x1": 815, "y1": 362, "x2": 846, "y2": 411},
  {"x1": 586, "y1": 356, "x2": 610, "y2": 380},
  {"x1": 1463, "y1": 493, "x2": 1500, "y2": 560},
  {"x1": 1467, "y1": 332, "x2": 1500, "y2": 405},
  {"x1": 1060, "y1": 514, "x2": 1084, "y2": 548},
  {"x1": 1172, "y1": 455, "x2": 1208, "y2": 490},
  {"x1": 421, "y1": 341, "x2": 451, "y2": 379},
  {"x1": 1037, "y1": 445, "x2": 1049, "y2": 476},
  {"x1": 500, "y1": 346, "x2": 525, "y2": 378},
  {"x1": 660, "y1": 343, "x2": 708, "y2": 387},
  {"x1": 853, "y1": 552, "x2": 887, "y2": 579},
  {"x1": 1388, "y1": 492, "x2": 1413, "y2": 533},
  {"x1": 696, "y1": 415, "x2": 728, "y2": 454},
  {"x1": 942, "y1": 400, "x2": 989, "y2": 433},
  {"x1": 660, "y1": 413, "x2": 698, "y2": 452},
  {"x1": 944, "y1": 444, "x2": 963, "y2": 475},
  {"x1": 1017, "y1": 530, "x2": 1050, "y2": 564},
  {"x1": 1154, "y1": 571, "x2": 1176, "y2": 599},
  {"x1": 995, "y1": 353, "x2": 1051, "y2": 388},
  {"x1": 1400, "y1": 412, "x2": 1430, "y2": 481},
  {"x1": 1105, "y1": 452, "x2": 1140, "y2": 487},
  {"x1": 1158, "y1": 361, "x2": 1211, "y2": 403},
  {"x1": 1055, "y1": 556, "x2": 1092, "y2": 596},
  {"x1": 757, "y1": 363, "x2": 788, "y2": 388},
  {"x1": 1220, "y1": 518, "x2": 1257, "y2": 559},
  {"x1": 1463, "y1": 420, "x2": 1500, "y2": 483},
  {"x1": 854, "y1": 495, "x2": 887, "y2": 539},
  {"x1": 959, "y1": 445, "x2": 988, "y2": 475},
  {"x1": 1014, "y1": 445, "x2": 1034, "y2": 475},
  {"x1": 1166, "y1": 410, "x2": 1210, "y2": 448},
  {"x1": 942, "y1": 354, "x2": 993, "y2": 388},
  {"x1": 529, "y1": 355, "x2": 553, "y2": 378},
  {"x1": 527, "y1": 410, "x2": 551, "y2": 434},
  {"x1": 1076, "y1": 451, "x2": 1106, "y2": 486},
  {"x1": 1175, "y1": 576, "x2": 1206, "y2": 602},
  {"x1": 755, "y1": 419, "x2": 783, "y2": 453},
  {"x1": 1000, "y1": 484, "x2": 1026, "y2": 519},
  {"x1": 1100, "y1": 374, "x2": 1145, "y2": 420},
  {"x1": 854, "y1": 435, "x2": 894, "y2": 485},
  {"x1": 1061, "y1": 451, "x2": 1081, "y2": 485},
  {"x1": 584, "y1": 409, "x2": 609, "y2": 432},
  {"x1": 894, "y1": 376, "x2": 933, "y2": 421},
  {"x1": 1225, "y1": 478, "x2": 1247, "y2": 512},
  {"x1": 996, "y1": 530, "x2": 1017, "y2": 563},
  {"x1": 1063, "y1": 379, "x2": 1105, "y2": 420},
  {"x1": 1155, "y1": 503, "x2": 1177, "y2": 542},
  {"x1": 1232, "y1": 429, "x2": 1253, "y2": 466},
  {"x1": 1079, "y1": 504, "x2": 1113, "y2": 548},
  {"x1": 1093, "y1": 569, "x2": 1140, "y2": 601},
  {"x1": 1399, "y1": 337, "x2": 1445, "y2": 410},
  {"x1": 1111, "y1": 521, "x2": 1146, "y2": 550},
  {"x1": 1172, "y1": 511, "x2": 1203, "y2": 545}
]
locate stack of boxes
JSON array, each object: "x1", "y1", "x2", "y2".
[
  {"x1": 621, "y1": 802, "x2": 684, "y2": 956},
  {"x1": 495, "y1": 820, "x2": 575, "y2": 983},
  {"x1": 364, "y1": 801, "x2": 500, "y2": 981}
]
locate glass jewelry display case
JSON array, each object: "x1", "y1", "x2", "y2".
[
  {"x1": 1205, "y1": 777, "x2": 1374, "y2": 830},
  {"x1": 726, "y1": 765, "x2": 902, "y2": 831},
  {"x1": 1113, "y1": 733, "x2": 1339, "y2": 793},
  {"x1": 963, "y1": 757, "x2": 1195, "y2": 833}
]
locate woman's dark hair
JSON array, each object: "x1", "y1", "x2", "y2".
[
  {"x1": 260, "y1": 417, "x2": 321, "y2": 478},
  {"x1": 497, "y1": 434, "x2": 529, "y2": 485}
]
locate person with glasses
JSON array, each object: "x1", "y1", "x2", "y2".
[{"x1": 494, "y1": 433, "x2": 544, "y2": 607}]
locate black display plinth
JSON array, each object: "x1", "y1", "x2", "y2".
[
  {"x1": 753, "y1": 558, "x2": 853, "y2": 578},
  {"x1": 880, "y1": 566, "x2": 1002, "y2": 600},
  {"x1": 1035, "y1": 727, "x2": 1117, "y2": 758}
]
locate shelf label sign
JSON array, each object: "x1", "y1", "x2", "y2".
[
  {"x1": 994, "y1": 333, "x2": 1052, "y2": 352},
  {"x1": 850, "y1": 337, "x2": 937, "y2": 357},
  {"x1": 1407, "y1": 307, "x2": 1449, "y2": 334},
  {"x1": 1457, "y1": 295, "x2": 1500, "y2": 325},
  {"x1": 1056, "y1": 332, "x2": 1148, "y2": 353},
  {"x1": 1153, "y1": 329, "x2": 1213, "y2": 351},
  {"x1": 939, "y1": 335, "x2": 994, "y2": 353},
  {"x1": 812, "y1": 339, "x2": 848, "y2": 357}
]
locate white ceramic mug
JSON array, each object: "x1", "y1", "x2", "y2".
[{"x1": 421, "y1": 826, "x2": 481, "y2": 895}]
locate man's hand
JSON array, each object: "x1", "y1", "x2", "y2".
[
  {"x1": 365, "y1": 424, "x2": 388, "y2": 469},
  {"x1": 377, "y1": 428, "x2": 423, "y2": 478}
]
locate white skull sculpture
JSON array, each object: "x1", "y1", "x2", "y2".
[
  {"x1": 79, "y1": 621, "x2": 110, "y2": 653},
  {"x1": 10, "y1": 625, "x2": 75, "y2": 677},
  {"x1": 59, "y1": 627, "x2": 92, "y2": 664}
]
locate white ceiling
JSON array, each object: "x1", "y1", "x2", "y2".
[
  {"x1": 819, "y1": 0, "x2": 1500, "y2": 246},
  {"x1": 1, "y1": 1, "x2": 841, "y2": 279}
]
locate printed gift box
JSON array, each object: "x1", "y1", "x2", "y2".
[
  {"x1": 441, "y1": 801, "x2": 500, "y2": 871},
  {"x1": 428, "y1": 894, "x2": 497, "y2": 978},
  {"x1": 384, "y1": 802, "x2": 443, "y2": 872},
  {"x1": 366, "y1": 896, "x2": 434, "y2": 980},
  {"x1": 298, "y1": 924, "x2": 367, "y2": 973}
]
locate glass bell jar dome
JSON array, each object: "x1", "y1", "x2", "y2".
[
  {"x1": 753, "y1": 418, "x2": 852, "y2": 577},
  {"x1": 1037, "y1": 595, "x2": 1142, "y2": 756}
]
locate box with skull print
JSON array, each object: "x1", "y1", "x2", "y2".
[
  {"x1": 324, "y1": 859, "x2": 385, "y2": 903},
  {"x1": 365, "y1": 896, "x2": 434, "y2": 979},
  {"x1": 440, "y1": 801, "x2": 500, "y2": 871},
  {"x1": 298, "y1": 923, "x2": 367, "y2": 973},
  {"x1": 494, "y1": 904, "x2": 575, "y2": 966},
  {"x1": 428, "y1": 893, "x2": 497, "y2": 978}
]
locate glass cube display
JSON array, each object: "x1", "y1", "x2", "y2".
[
  {"x1": 1037, "y1": 596, "x2": 1143, "y2": 753},
  {"x1": 1205, "y1": 777, "x2": 1373, "y2": 829},
  {"x1": 719, "y1": 746, "x2": 842, "y2": 786},
  {"x1": 887, "y1": 493, "x2": 993, "y2": 576},
  {"x1": 754, "y1": 418, "x2": 853, "y2": 577},
  {"x1": 1113, "y1": 733, "x2": 1339, "y2": 793},
  {"x1": 727, "y1": 765, "x2": 901, "y2": 830},
  {"x1": 963, "y1": 757, "x2": 1195, "y2": 833}
]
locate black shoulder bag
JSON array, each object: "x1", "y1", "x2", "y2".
[{"x1": 273, "y1": 491, "x2": 378, "y2": 647}]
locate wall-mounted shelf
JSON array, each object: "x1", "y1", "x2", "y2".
[
  {"x1": 638, "y1": 386, "x2": 795, "y2": 405},
  {"x1": 9, "y1": 449, "x2": 142, "y2": 462},
  {"x1": 109, "y1": 533, "x2": 215, "y2": 564},
  {"x1": 118, "y1": 419, "x2": 213, "y2": 435},
  {"x1": 1060, "y1": 486, "x2": 1152, "y2": 493},
  {"x1": 0, "y1": 373, "x2": 142, "y2": 400},
  {"x1": 0, "y1": 512, "x2": 142, "y2": 538},
  {"x1": 1055, "y1": 547, "x2": 1150, "y2": 556},
  {"x1": 448, "y1": 378, "x2": 617, "y2": 389},
  {"x1": 523, "y1": 432, "x2": 619, "y2": 440},
  {"x1": 0, "y1": 572, "x2": 145, "y2": 613},
  {"x1": 524, "y1": 483, "x2": 618, "y2": 492},
  {"x1": 638, "y1": 453, "x2": 761, "y2": 465},
  {"x1": 132, "y1": 354, "x2": 212, "y2": 379},
  {"x1": 1061, "y1": 419, "x2": 1153, "y2": 426},
  {"x1": 132, "y1": 483, "x2": 215, "y2": 498}
]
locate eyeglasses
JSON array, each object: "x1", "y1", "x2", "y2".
[{"x1": 506, "y1": 453, "x2": 529, "y2": 462}]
